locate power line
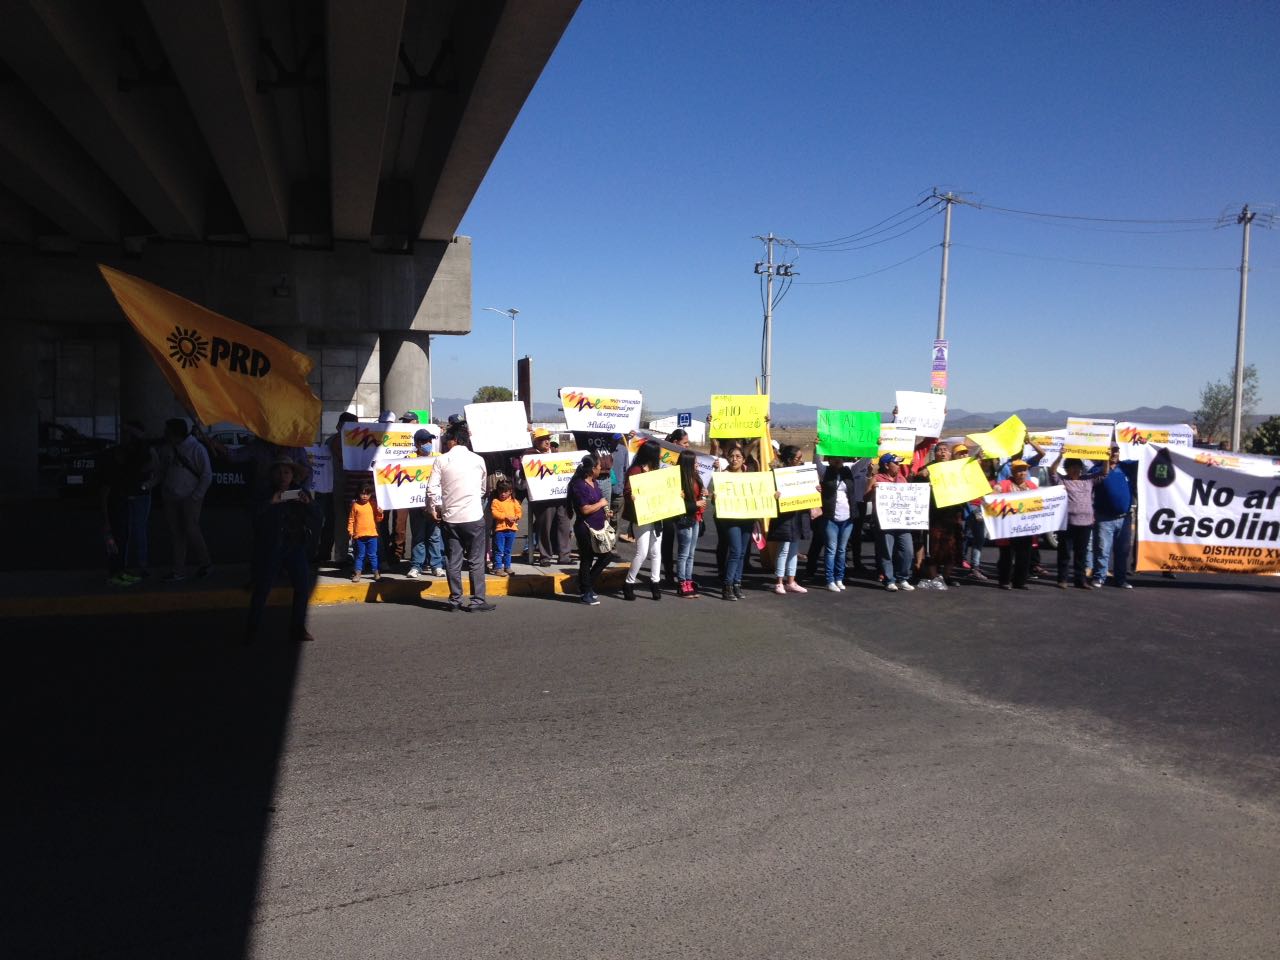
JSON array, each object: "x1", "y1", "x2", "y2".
[
  {"x1": 793, "y1": 243, "x2": 939, "y2": 284},
  {"x1": 789, "y1": 201, "x2": 924, "y2": 248},
  {"x1": 969, "y1": 200, "x2": 1218, "y2": 225},
  {"x1": 953, "y1": 242, "x2": 1238, "y2": 272}
]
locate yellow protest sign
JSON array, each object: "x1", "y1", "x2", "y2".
[
  {"x1": 1064, "y1": 418, "x2": 1115, "y2": 459},
  {"x1": 710, "y1": 394, "x2": 769, "y2": 438},
  {"x1": 928, "y1": 457, "x2": 992, "y2": 508},
  {"x1": 774, "y1": 464, "x2": 821, "y2": 511},
  {"x1": 629, "y1": 468, "x2": 686, "y2": 526},
  {"x1": 966, "y1": 414, "x2": 1027, "y2": 460},
  {"x1": 712, "y1": 471, "x2": 778, "y2": 519}
]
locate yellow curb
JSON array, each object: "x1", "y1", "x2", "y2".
[{"x1": 0, "y1": 564, "x2": 632, "y2": 617}]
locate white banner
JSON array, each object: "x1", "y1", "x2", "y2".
[
  {"x1": 1064, "y1": 417, "x2": 1115, "y2": 459},
  {"x1": 561, "y1": 386, "x2": 644, "y2": 434},
  {"x1": 895, "y1": 390, "x2": 945, "y2": 439},
  {"x1": 340, "y1": 422, "x2": 419, "y2": 471},
  {"x1": 1137, "y1": 444, "x2": 1280, "y2": 575},
  {"x1": 465, "y1": 401, "x2": 532, "y2": 453},
  {"x1": 521, "y1": 452, "x2": 582, "y2": 502},
  {"x1": 1023, "y1": 429, "x2": 1066, "y2": 464},
  {"x1": 1115, "y1": 422, "x2": 1193, "y2": 461},
  {"x1": 981, "y1": 485, "x2": 1069, "y2": 540},
  {"x1": 774, "y1": 463, "x2": 821, "y2": 512},
  {"x1": 371, "y1": 453, "x2": 436, "y2": 510},
  {"x1": 875, "y1": 483, "x2": 930, "y2": 530},
  {"x1": 306, "y1": 444, "x2": 333, "y2": 493}
]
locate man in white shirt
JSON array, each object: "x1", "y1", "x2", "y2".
[
  {"x1": 427, "y1": 423, "x2": 494, "y2": 611},
  {"x1": 160, "y1": 418, "x2": 213, "y2": 581}
]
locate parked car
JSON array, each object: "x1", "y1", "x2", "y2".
[{"x1": 38, "y1": 422, "x2": 113, "y2": 495}]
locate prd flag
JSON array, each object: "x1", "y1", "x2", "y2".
[{"x1": 99, "y1": 265, "x2": 321, "y2": 446}]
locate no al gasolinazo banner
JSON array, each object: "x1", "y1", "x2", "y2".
[
  {"x1": 560, "y1": 386, "x2": 643, "y2": 434},
  {"x1": 1137, "y1": 444, "x2": 1280, "y2": 575},
  {"x1": 875, "y1": 484, "x2": 930, "y2": 530},
  {"x1": 521, "y1": 453, "x2": 582, "y2": 502},
  {"x1": 99, "y1": 265, "x2": 321, "y2": 446},
  {"x1": 341, "y1": 422, "x2": 419, "y2": 471},
  {"x1": 981, "y1": 485, "x2": 1069, "y2": 540},
  {"x1": 629, "y1": 468, "x2": 686, "y2": 526},
  {"x1": 1115, "y1": 422, "x2": 1194, "y2": 461},
  {"x1": 712, "y1": 471, "x2": 778, "y2": 519},
  {"x1": 372, "y1": 454, "x2": 436, "y2": 510},
  {"x1": 774, "y1": 464, "x2": 821, "y2": 512},
  {"x1": 710, "y1": 394, "x2": 769, "y2": 438},
  {"x1": 816, "y1": 410, "x2": 880, "y2": 458}
]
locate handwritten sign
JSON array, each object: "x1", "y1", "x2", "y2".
[
  {"x1": 966, "y1": 414, "x2": 1027, "y2": 461},
  {"x1": 712, "y1": 471, "x2": 778, "y2": 519},
  {"x1": 340, "y1": 422, "x2": 418, "y2": 471},
  {"x1": 774, "y1": 464, "x2": 821, "y2": 512},
  {"x1": 895, "y1": 390, "x2": 946, "y2": 439},
  {"x1": 629, "y1": 468, "x2": 686, "y2": 526},
  {"x1": 1114, "y1": 422, "x2": 1193, "y2": 460},
  {"x1": 372, "y1": 453, "x2": 436, "y2": 510},
  {"x1": 875, "y1": 484, "x2": 930, "y2": 530},
  {"x1": 465, "y1": 401, "x2": 532, "y2": 453},
  {"x1": 710, "y1": 394, "x2": 769, "y2": 438},
  {"x1": 560, "y1": 386, "x2": 643, "y2": 434},
  {"x1": 1064, "y1": 418, "x2": 1115, "y2": 459},
  {"x1": 877, "y1": 425, "x2": 916, "y2": 464},
  {"x1": 816, "y1": 410, "x2": 880, "y2": 458},
  {"x1": 306, "y1": 444, "x2": 333, "y2": 493},
  {"x1": 928, "y1": 457, "x2": 992, "y2": 508},
  {"x1": 521, "y1": 453, "x2": 582, "y2": 501}
]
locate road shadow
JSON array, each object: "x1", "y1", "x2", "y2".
[{"x1": 6, "y1": 609, "x2": 300, "y2": 958}]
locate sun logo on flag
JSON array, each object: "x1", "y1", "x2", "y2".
[{"x1": 167, "y1": 326, "x2": 209, "y2": 369}]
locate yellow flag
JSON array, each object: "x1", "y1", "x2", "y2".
[{"x1": 99, "y1": 265, "x2": 321, "y2": 446}]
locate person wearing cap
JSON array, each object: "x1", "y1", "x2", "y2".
[
  {"x1": 405, "y1": 428, "x2": 446, "y2": 579},
  {"x1": 247, "y1": 456, "x2": 316, "y2": 643},
  {"x1": 525, "y1": 428, "x2": 574, "y2": 566},
  {"x1": 1046, "y1": 451, "x2": 1111, "y2": 590},
  {"x1": 994, "y1": 459, "x2": 1039, "y2": 589},
  {"x1": 866, "y1": 453, "x2": 915, "y2": 592}
]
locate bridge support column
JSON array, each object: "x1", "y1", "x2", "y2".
[{"x1": 378, "y1": 331, "x2": 430, "y2": 419}]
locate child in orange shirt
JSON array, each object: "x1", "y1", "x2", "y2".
[
  {"x1": 489, "y1": 480, "x2": 522, "y2": 576},
  {"x1": 348, "y1": 483, "x2": 384, "y2": 581}
]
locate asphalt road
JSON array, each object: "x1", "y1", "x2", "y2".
[{"x1": 9, "y1": 560, "x2": 1280, "y2": 959}]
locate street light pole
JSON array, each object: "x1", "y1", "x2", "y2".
[{"x1": 482, "y1": 306, "x2": 520, "y2": 401}]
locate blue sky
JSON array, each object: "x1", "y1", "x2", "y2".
[{"x1": 443, "y1": 0, "x2": 1279, "y2": 416}]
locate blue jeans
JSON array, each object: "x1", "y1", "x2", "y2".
[
  {"x1": 1092, "y1": 516, "x2": 1130, "y2": 585},
  {"x1": 825, "y1": 519, "x2": 855, "y2": 583},
  {"x1": 879, "y1": 529, "x2": 913, "y2": 583},
  {"x1": 676, "y1": 522, "x2": 698, "y2": 581},
  {"x1": 720, "y1": 521, "x2": 751, "y2": 585},
  {"x1": 353, "y1": 536, "x2": 379, "y2": 573},
  {"x1": 493, "y1": 530, "x2": 517, "y2": 569},
  {"x1": 124, "y1": 494, "x2": 151, "y2": 571},
  {"x1": 774, "y1": 541, "x2": 799, "y2": 578},
  {"x1": 409, "y1": 510, "x2": 444, "y2": 570}
]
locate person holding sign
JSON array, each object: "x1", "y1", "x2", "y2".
[
  {"x1": 567, "y1": 453, "x2": 614, "y2": 606},
  {"x1": 524, "y1": 428, "x2": 574, "y2": 567},
  {"x1": 866, "y1": 454, "x2": 915, "y2": 591},
  {"x1": 818, "y1": 457, "x2": 863, "y2": 592},
  {"x1": 710, "y1": 446, "x2": 755, "y2": 601},
  {"x1": 247, "y1": 457, "x2": 316, "y2": 644},
  {"x1": 994, "y1": 461, "x2": 1038, "y2": 589},
  {"x1": 915, "y1": 443, "x2": 966, "y2": 590},
  {"x1": 622, "y1": 442, "x2": 665, "y2": 601},
  {"x1": 768, "y1": 445, "x2": 812, "y2": 596},
  {"x1": 674, "y1": 450, "x2": 708, "y2": 599},
  {"x1": 1045, "y1": 453, "x2": 1110, "y2": 590}
]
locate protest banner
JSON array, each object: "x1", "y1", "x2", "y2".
[
  {"x1": 712, "y1": 471, "x2": 778, "y2": 519},
  {"x1": 306, "y1": 444, "x2": 333, "y2": 493},
  {"x1": 629, "y1": 468, "x2": 686, "y2": 526},
  {"x1": 1115, "y1": 422, "x2": 1194, "y2": 461},
  {"x1": 573, "y1": 431, "x2": 622, "y2": 456},
  {"x1": 1023, "y1": 429, "x2": 1066, "y2": 463},
  {"x1": 877, "y1": 425, "x2": 916, "y2": 463},
  {"x1": 560, "y1": 386, "x2": 644, "y2": 434},
  {"x1": 816, "y1": 410, "x2": 880, "y2": 458},
  {"x1": 1136, "y1": 444, "x2": 1280, "y2": 575},
  {"x1": 895, "y1": 390, "x2": 946, "y2": 438},
  {"x1": 774, "y1": 464, "x2": 822, "y2": 512},
  {"x1": 710, "y1": 394, "x2": 769, "y2": 438},
  {"x1": 981, "y1": 486, "x2": 1069, "y2": 540},
  {"x1": 966, "y1": 414, "x2": 1027, "y2": 460},
  {"x1": 930, "y1": 339, "x2": 948, "y2": 395},
  {"x1": 465, "y1": 400, "x2": 532, "y2": 453},
  {"x1": 928, "y1": 457, "x2": 992, "y2": 507},
  {"x1": 99, "y1": 265, "x2": 321, "y2": 447},
  {"x1": 875, "y1": 484, "x2": 930, "y2": 530},
  {"x1": 372, "y1": 454, "x2": 435, "y2": 510},
  {"x1": 626, "y1": 433, "x2": 682, "y2": 467},
  {"x1": 521, "y1": 453, "x2": 581, "y2": 502},
  {"x1": 1064, "y1": 417, "x2": 1115, "y2": 459},
  {"x1": 340, "y1": 422, "x2": 419, "y2": 471}
]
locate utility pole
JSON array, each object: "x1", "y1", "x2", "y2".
[
  {"x1": 935, "y1": 192, "x2": 955, "y2": 340},
  {"x1": 1230, "y1": 205, "x2": 1255, "y2": 452},
  {"x1": 754, "y1": 233, "x2": 794, "y2": 398}
]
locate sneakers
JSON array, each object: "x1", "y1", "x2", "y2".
[
  {"x1": 162, "y1": 572, "x2": 186, "y2": 583},
  {"x1": 827, "y1": 581, "x2": 841, "y2": 593},
  {"x1": 467, "y1": 600, "x2": 496, "y2": 612},
  {"x1": 1118, "y1": 582, "x2": 1133, "y2": 590},
  {"x1": 581, "y1": 592, "x2": 601, "y2": 605},
  {"x1": 899, "y1": 581, "x2": 915, "y2": 592},
  {"x1": 405, "y1": 567, "x2": 422, "y2": 579},
  {"x1": 916, "y1": 578, "x2": 936, "y2": 590},
  {"x1": 969, "y1": 568, "x2": 989, "y2": 582},
  {"x1": 774, "y1": 583, "x2": 787, "y2": 595},
  {"x1": 931, "y1": 577, "x2": 948, "y2": 591},
  {"x1": 786, "y1": 582, "x2": 808, "y2": 594},
  {"x1": 432, "y1": 567, "x2": 446, "y2": 577},
  {"x1": 835, "y1": 581, "x2": 846, "y2": 592},
  {"x1": 885, "y1": 582, "x2": 899, "y2": 592}
]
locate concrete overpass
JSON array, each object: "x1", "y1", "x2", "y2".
[{"x1": 0, "y1": 0, "x2": 579, "y2": 495}]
